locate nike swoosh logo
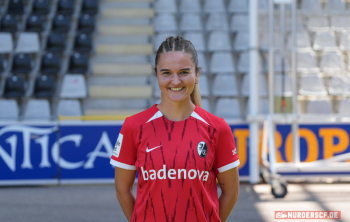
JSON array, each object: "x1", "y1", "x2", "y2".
[{"x1": 146, "y1": 145, "x2": 162, "y2": 153}]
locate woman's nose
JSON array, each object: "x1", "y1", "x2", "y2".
[{"x1": 171, "y1": 73, "x2": 181, "y2": 85}]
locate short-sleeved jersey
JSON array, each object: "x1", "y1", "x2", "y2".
[{"x1": 110, "y1": 104, "x2": 239, "y2": 222}]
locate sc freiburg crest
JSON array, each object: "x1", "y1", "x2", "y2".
[{"x1": 197, "y1": 141, "x2": 208, "y2": 158}]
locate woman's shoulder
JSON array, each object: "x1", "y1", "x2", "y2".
[
  {"x1": 124, "y1": 105, "x2": 159, "y2": 130},
  {"x1": 195, "y1": 105, "x2": 227, "y2": 129}
]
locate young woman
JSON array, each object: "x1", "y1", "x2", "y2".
[{"x1": 110, "y1": 36, "x2": 240, "y2": 222}]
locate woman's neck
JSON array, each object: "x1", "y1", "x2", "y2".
[{"x1": 157, "y1": 99, "x2": 196, "y2": 121}]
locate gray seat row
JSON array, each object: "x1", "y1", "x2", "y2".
[
  {"x1": 0, "y1": 99, "x2": 82, "y2": 120},
  {"x1": 154, "y1": 14, "x2": 249, "y2": 32},
  {"x1": 155, "y1": 0, "x2": 257, "y2": 14},
  {"x1": 0, "y1": 32, "x2": 40, "y2": 54}
]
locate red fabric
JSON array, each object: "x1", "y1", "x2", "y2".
[{"x1": 110, "y1": 104, "x2": 239, "y2": 222}]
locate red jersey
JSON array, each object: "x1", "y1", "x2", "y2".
[{"x1": 110, "y1": 104, "x2": 239, "y2": 222}]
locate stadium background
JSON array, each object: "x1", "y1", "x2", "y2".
[{"x1": 1, "y1": 0, "x2": 350, "y2": 221}]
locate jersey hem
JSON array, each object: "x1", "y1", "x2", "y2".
[
  {"x1": 217, "y1": 159, "x2": 240, "y2": 173},
  {"x1": 110, "y1": 158, "x2": 137, "y2": 170}
]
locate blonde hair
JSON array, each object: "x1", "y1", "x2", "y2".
[
  {"x1": 155, "y1": 36, "x2": 203, "y2": 108},
  {"x1": 191, "y1": 83, "x2": 202, "y2": 108}
]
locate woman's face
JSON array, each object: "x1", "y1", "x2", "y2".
[{"x1": 156, "y1": 51, "x2": 198, "y2": 104}]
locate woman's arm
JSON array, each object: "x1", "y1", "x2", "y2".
[
  {"x1": 115, "y1": 167, "x2": 137, "y2": 222},
  {"x1": 217, "y1": 167, "x2": 240, "y2": 222}
]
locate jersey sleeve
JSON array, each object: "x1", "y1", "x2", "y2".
[
  {"x1": 110, "y1": 118, "x2": 137, "y2": 170},
  {"x1": 213, "y1": 119, "x2": 240, "y2": 174}
]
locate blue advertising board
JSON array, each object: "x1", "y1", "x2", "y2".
[
  {"x1": 0, "y1": 124, "x2": 59, "y2": 184},
  {"x1": 1, "y1": 122, "x2": 350, "y2": 185}
]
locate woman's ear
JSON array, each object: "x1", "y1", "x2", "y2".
[{"x1": 195, "y1": 71, "x2": 199, "y2": 84}]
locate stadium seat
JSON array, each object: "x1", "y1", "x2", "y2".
[
  {"x1": 60, "y1": 74, "x2": 87, "y2": 98},
  {"x1": 313, "y1": 32, "x2": 337, "y2": 50},
  {"x1": 12, "y1": 54, "x2": 32, "y2": 74},
  {"x1": 155, "y1": 0, "x2": 177, "y2": 13},
  {"x1": 78, "y1": 13, "x2": 95, "y2": 34},
  {"x1": 69, "y1": 52, "x2": 88, "y2": 74},
  {"x1": 183, "y1": 32, "x2": 206, "y2": 52},
  {"x1": 201, "y1": 98, "x2": 210, "y2": 112},
  {"x1": 301, "y1": 0, "x2": 322, "y2": 13},
  {"x1": 4, "y1": 75, "x2": 25, "y2": 98},
  {"x1": 0, "y1": 99, "x2": 19, "y2": 120},
  {"x1": 306, "y1": 16, "x2": 329, "y2": 31},
  {"x1": 52, "y1": 14, "x2": 70, "y2": 33},
  {"x1": 339, "y1": 32, "x2": 350, "y2": 51},
  {"x1": 237, "y1": 51, "x2": 263, "y2": 73},
  {"x1": 206, "y1": 14, "x2": 229, "y2": 31},
  {"x1": 82, "y1": 0, "x2": 98, "y2": 15},
  {"x1": 229, "y1": 0, "x2": 248, "y2": 13},
  {"x1": 237, "y1": 51, "x2": 249, "y2": 73},
  {"x1": 57, "y1": 99, "x2": 82, "y2": 116},
  {"x1": 26, "y1": 14, "x2": 43, "y2": 33},
  {"x1": 325, "y1": 0, "x2": 345, "y2": 13},
  {"x1": 41, "y1": 53, "x2": 61, "y2": 75},
  {"x1": 210, "y1": 52, "x2": 235, "y2": 73},
  {"x1": 230, "y1": 14, "x2": 249, "y2": 31},
  {"x1": 7, "y1": 0, "x2": 24, "y2": 16},
  {"x1": 320, "y1": 51, "x2": 344, "y2": 71},
  {"x1": 338, "y1": 99, "x2": 350, "y2": 114},
  {"x1": 307, "y1": 99, "x2": 332, "y2": 114},
  {"x1": 74, "y1": 33, "x2": 92, "y2": 53},
  {"x1": 46, "y1": 32, "x2": 66, "y2": 52},
  {"x1": 330, "y1": 16, "x2": 350, "y2": 31},
  {"x1": 32, "y1": 0, "x2": 50, "y2": 15},
  {"x1": 208, "y1": 32, "x2": 232, "y2": 52},
  {"x1": 241, "y1": 74, "x2": 267, "y2": 96},
  {"x1": 274, "y1": 74, "x2": 292, "y2": 96},
  {"x1": 23, "y1": 99, "x2": 51, "y2": 120},
  {"x1": 0, "y1": 14, "x2": 18, "y2": 33},
  {"x1": 179, "y1": 0, "x2": 201, "y2": 13},
  {"x1": 198, "y1": 75, "x2": 209, "y2": 97},
  {"x1": 204, "y1": 0, "x2": 226, "y2": 13},
  {"x1": 154, "y1": 32, "x2": 177, "y2": 51},
  {"x1": 215, "y1": 98, "x2": 242, "y2": 118},
  {"x1": 233, "y1": 31, "x2": 249, "y2": 51},
  {"x1": 260, "y1": 31, "x2": 281, "y2": 51},
  {"x1": 245, "y1": 98, "x2": 269, "y2": 115},
  {"x1": 180, "y1": 15, "x2": 203, "y2": 31},
  {"x1": 328, "y1": 74, "x2": 350, "y2": 95},
  {"x1": 212, "y1": 74, "x2": 239, "y2": 97},
  {"x1": 15, "y1": 33, "x2": 40, "y2": 54},
  {"x1": 297, "y1": 51, "x2": 318, "y2": 72},
  {"x1": 154, "y1": 14, "x2": 177, "y2": 32},
  {"x1": 0, "y1": 33, "x2": 13, "y2": 54},
  {"x1": 287, "y1": 29, "x2": 311, "y2": 49},
  {"x1": 34, "y1": 75, "x2": 55, "y2": 97},
  {"x1": 57, "y1": 0, "x2": 74, "y2": 15},
  {"x1": 299, "y1": 73, "x2": 327, "y2": 95},
  {"x1": 197, "y1": 53, "x2": 208, "y2": 73}
]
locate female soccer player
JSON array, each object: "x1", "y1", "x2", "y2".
[{"x1": 110, "y1": 36, "x2": 240, "y2": 222}]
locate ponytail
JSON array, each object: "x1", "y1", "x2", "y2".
[{"x1": 191, "y1": 82, "x2": 202, "y2": 108}]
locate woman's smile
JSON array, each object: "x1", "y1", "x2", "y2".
[{"x1": 169, "y1": 86, "x2": 185, "y2": 91}]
